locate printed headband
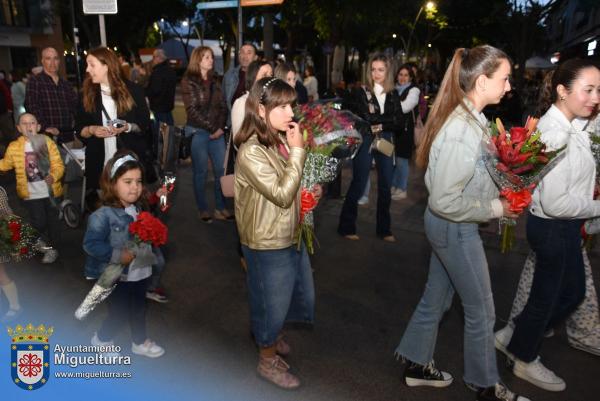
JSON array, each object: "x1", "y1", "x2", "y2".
[{"x1": 110, "y1": 155, "x2": 137, "y2": 178}]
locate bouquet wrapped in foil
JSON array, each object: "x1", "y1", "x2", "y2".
[
  {"x1": 294, "y1": 102, "x2": 362, "y2": 253},
  {"x1": 75, "y1": 212, "x2": 168, "y2": 320}
]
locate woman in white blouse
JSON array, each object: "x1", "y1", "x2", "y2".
[
  {"x1": 230, "y1": 60, "x2": 273, "y2": 138},
  {"x1": 495, "y1": 59, "x2": 600, "y2": 393},
  {"x1": 303, "y1": 66, "x2": 319, "y2": 102},
  {"x1": 76, "y1": 47, "x2": 151, "y2": 192},
  {"x1": 391, "y1": 64, "x2": 421, "y2": 200}
]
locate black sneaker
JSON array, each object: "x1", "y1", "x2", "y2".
[
  {"x1": 477, "y1": 383, "x2": 531, "y2": 401},
  {"x1": 403, "y1": 360, "x2": 454, "y2": 388}
]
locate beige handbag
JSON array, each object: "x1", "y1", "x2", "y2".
[
  {"x1": 372, "y1": 133, "x2": 394, "y2": 157},
  {"x1": 220, "y1": 133, "x2": 235, "y2": 198}
]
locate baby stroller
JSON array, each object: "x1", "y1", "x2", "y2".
[{"x1": 58, "y1": 144, "x2": 85, "y2": 228}]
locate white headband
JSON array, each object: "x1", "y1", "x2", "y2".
[{"x1": 110, "y1": 155, "x2": 137, "y2": 178}]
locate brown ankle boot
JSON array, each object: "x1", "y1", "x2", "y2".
[{"x1": 257, "y1": 355, "x2": 300, "y2": 389}]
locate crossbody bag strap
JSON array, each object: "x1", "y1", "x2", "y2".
[
  {"x1": 100, "y1": 102, "x2": 126, "y2": 148},
  {"x1": 223, "y1": 131, "x2": 233, "y2": 172}
]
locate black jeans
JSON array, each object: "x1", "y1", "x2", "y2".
[
  {"x1": 508, "y1": 213, "x2": 586, "y2": 362},
  {"x1": 23, "y1": 197, "x2": 61, "y2": 246},
  {"x1": 337, "y1": 131, "x2": 394, "y2": 237},
  {"x1": 98, "y1": 279, "x2": 148, "y2": 344}
]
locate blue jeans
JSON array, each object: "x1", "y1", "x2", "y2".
[
  {"x1": 338, "y1": 131, "x2": 394, "y2": 237},
  {"x1": 391, "y1": 157, "x2": 409, "y2": 191},
  {"x1": 508, "y1": 213, "x2": 586, "y2": 362},
  {"x1": 188, "y1": 126, "x2": 226, "y2": 212},
  {"x1": 396, "y1": 208, "x2": 499, "y2": 388},
  {"x1": 242, "y1": 244, "x2": 315, "y2": 347}
]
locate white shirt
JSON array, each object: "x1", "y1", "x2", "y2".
[
  {"x1": 231, "y1": 92, "x2": 249, "y2": 138},
  {"x1": 101, "y1": 84, "x2": 118, "y2": 166},
  {"x1": 303, "y1": 76, "x2": 319, "y2": 100},
  {"x1": 399, "y1": 86, "x2": 420, "y2": 114},
  {"x1": 24, "y1": 142, "x2": 50, "y2": 200},
  {"x1": 121, "y1": 205, "x2": 152, "y2": 282},
  {"x1": 529, "y1": 105, "x2": 600, "y2": 219},
  {"x1": 373, "y1": 83, "x2": 386, "y2": 114}
]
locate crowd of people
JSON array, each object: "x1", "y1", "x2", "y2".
[{"x1": 0, "y1": 41, "x2": 599, "y2": 401}]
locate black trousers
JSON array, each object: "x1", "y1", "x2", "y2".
[
  {"x1": 23, "y1": 197, "x2": 61, "y2": 246},
  {"x1": 98, "y1": 279, "x2": 148, "y2": 345}
]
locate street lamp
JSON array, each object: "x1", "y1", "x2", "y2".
[{"x1": 405, "y1": 1, "x2": 436, "y2": 60}]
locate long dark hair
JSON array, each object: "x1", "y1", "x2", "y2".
[
  {"x1": 245, "y1": 60, "x2": 273, "y2": 91},
  {"x1": 100, "y1": 149, "x2": 148, "y2": 209},
  {"x1": 416, "y1": 45, "x2": 509, "y2": 168},
  {"x1": 234, "y1": 77, "x2": 297, "y2": 149},
  {"x1": 535, "y1": 58, "x2": 599, "y2": 117},
  {"x1": 83, "y1": 47, "x2": 135, "y2": 115}
]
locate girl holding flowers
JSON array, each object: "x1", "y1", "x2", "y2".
[
  {"x1": 234, "y1": 77, "x2": 314, "y2": 389},
  {"x1": 395, "y1": 45, "x2": 528, "y2": 401},
  {"x1": 495, "y1": 59, "x2": 600, "y2": 392},
  {"x1": 83, "y1": 150, "x2": 165, "y2": 358}
]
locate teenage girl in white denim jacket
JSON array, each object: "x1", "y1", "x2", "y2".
[{"x1": 395, "y1": 45, "x2": 529, "y2": 401}]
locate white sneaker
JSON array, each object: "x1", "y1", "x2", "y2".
[
  {"x1": 358, "y1": 196, "x2": 369, "y2": 205},
  {"x1": 41, "y1": 249, "x2": 58, "y2": 264},
  {"x1": 392, "y1": 190, "x2": 407, "y2": 200},
  {"x1": 569, "y1": 337, "x2": 600, "y2": 357},
  {"x1": 132, "y1": 340, "x2": 164, "y2": 358},
  {"x1": 91, "y1": 332, "x2": 113, "y2": 347},
  {"x1": 494, "y1": 325, "x2": 514, "y2": 358},
  {"x1": 513, "y1": 356, "x2": 566, "y2": 392}
]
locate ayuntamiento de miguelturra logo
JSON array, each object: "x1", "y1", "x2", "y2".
[{"x1": 7, "y1": 323, "x2": 53, "y2": 390}]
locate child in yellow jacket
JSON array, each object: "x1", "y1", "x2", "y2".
[{"x1": 0, "y1": 113, "x2": 64, "y2": 263}]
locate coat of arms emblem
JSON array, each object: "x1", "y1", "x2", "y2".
[{"x1": 7, "y1": 323, "x2": 53, "y2": 390}]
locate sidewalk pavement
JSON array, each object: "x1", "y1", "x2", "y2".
[{"x1": 1, "y1": 159, "x2": 599, "y2": 401}]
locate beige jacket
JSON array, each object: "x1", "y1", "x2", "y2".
[{"x1": 234, "y1": 135, "x2": 306, "y2": 250}]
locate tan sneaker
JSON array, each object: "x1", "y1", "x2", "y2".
[
  {"x1": 214, "y1": 209, "x2": 235, "y2": 221},
  {"x1": 257, "y1": 355, "x2": 300, "y2": 389}
]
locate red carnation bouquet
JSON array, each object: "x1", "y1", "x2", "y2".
[
  {"x1": 75, "y1": 211, "x2": 168, "y2": 320},
  {"x1": 129, "y1": 211, "x2": 168, "y2": 247},
  {"x1": 0, "y1": 215, "x2": 38, "y2": 262},
  {"x1": 293, "y1": 102, "x2": 362, "y2": 253},
  {"x1": 484, "y1": 117, "x2": 566, "y2": 252}
]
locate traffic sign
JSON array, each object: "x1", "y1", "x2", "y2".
[
  {"x1": 241, "y1": 0, "x2": 284, "y2": 5},
  {"x1": 82, "y1": 0, "x2": 118, "y2": 14},
  {"x1": 195, "y1": 0, "x2": 284, "y2": 9},
  {"x1": 196, "y1": 1, "x2": 238, "y2": 10}
]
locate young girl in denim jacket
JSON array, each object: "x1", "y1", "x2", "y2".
[{"x1": 83, "y1": 150, "x2": 164, "y2": 358}]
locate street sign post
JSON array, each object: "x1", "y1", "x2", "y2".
[
  {"x1": 82, "y1": 0, "x2": 117, "y2": 14},
  {"x1": 82, "y1": 0, "x2": 118, "y2": 47}
]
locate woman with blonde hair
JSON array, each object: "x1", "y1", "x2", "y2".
[
  {"x1": 76, "y1": 47, "x2": 151, "y2": 192},
  {"x1": 182, "y1": 46, "x2": 231, "y2": 223},
  {"x1": 338, "y1": 53, "x2": 400, "y2": 242},
  {"x1": 395, "y1": 45, "x2": 529, "y2": 401}
]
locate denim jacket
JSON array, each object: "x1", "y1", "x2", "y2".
[
  {"x1": 425, "y1": 101, "x2": 503, "y2": 223},
  {"x1": 83, "y1": 206, "x2": 135, "y2": 279}
]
